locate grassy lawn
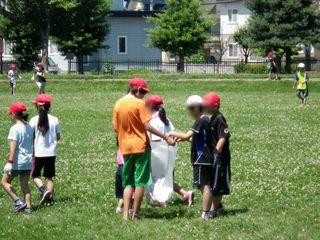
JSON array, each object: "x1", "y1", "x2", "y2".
[{"x1": 0, "y1": 76, "x2": 319, "y2": 240}]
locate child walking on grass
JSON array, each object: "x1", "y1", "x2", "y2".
[
  {"x1": 115, "y1": 147, "x2": 125, "y2": 213},
  {"x1": 35, "y1": 62, "x2": 47, "y2": 94},
  {"x1": 203, "y1": 92, "x2": 231, "y2": 218},
  {"x1": 293, "y1": 63, "x2": 309, "y2": 106},
  {"x1": 30, "y1": 94, "x2": 61, "y2": 206},
  {"x1": 7, "y1": 64, "x2": 21, "y2": 96},
  {"x1": 146, "y1": 95, "x2": 194, "y2": 206},
  {"x1": 1, "y1": 102, "x2": 33, "y2": 213},
  {"x1": 166, "y1": 95, "x2": 215, "y2": 220}
]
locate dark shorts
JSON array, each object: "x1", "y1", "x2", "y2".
[
  {"x1": 193, "y1": 164, "x2": 214, "y2": 188},
  {"x1": 296, "y1": 89, "x2": 309, "y2": 97},
  {"x1": 10, "y1": 82, "x2": 15, "y2": 87},
  {"x1": 31, "y1": 156, "x2": 56, "y2": 178},
  {"x1": 268, "y1": 66, "x2": 277, "y2": 74},
  {"x1": 10, "y1": 170, "x2": 31, "y2": 178},
  {"x1": 211, "y1": 162, "x2": 231, "y2": 196},
  {"x1": 115, "y1": 165, "x2": 124, "y2": 199}
]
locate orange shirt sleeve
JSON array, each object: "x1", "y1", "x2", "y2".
[{"x1": 138, "y1": 101, "x2": 151, "y2": 124}]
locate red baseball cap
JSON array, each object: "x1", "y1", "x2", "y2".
[
  {"x1": 10, "y1": 64, "x2": 16, "y2": 70},
  {"x1": 129, "y1": 78, "x2": 150, "y2": 93},
  {"x1": 37, "y1": 62, "x2": 44, "y2": 67},
  {"x1": 32, "y1": 94, "x2": 52, "y2": 105},
  {"x1": 8, "y1": 102, "x2": 27, "y2": 115},
  {"x1": 203, "y1": 92, "x2": 221, "y2": 107},
  {"x1": 146, "y1": 95, "x2": 163, "y2": 106}
]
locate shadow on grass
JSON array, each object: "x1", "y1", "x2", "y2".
[
  {"x1": 142, "y1": 206, "x2": 193, "y2": 220},
  {"x1": 219, "y1": 207, "x2": 249, "y2": 217}
]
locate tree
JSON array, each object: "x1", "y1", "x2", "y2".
[
  {"x1": 148, "y1": 0, "x2": 212, "y2": 72},
  {"x1": 4, "y1": 0, "x2": 42, "y2": 70},
  {"x1": 246, "y1": 0, "x2": 320, "y2": 73},
  {"x1": 51, "y1": 0, "x2": 110, "y2": 73},
  {"x1": 213, "y1": 35, "x2": 231, "y2": 62},
  {"x1": 233, "y1": 26, "x2": 252, "y2": 64}
]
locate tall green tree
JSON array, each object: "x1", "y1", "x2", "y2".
[
  {"x1": 148, "y1": 0, "x2": 212, "y2": 72},
  {"x1": 233, "y1": 26, "x2": 253, "y2": 64},
  {"x1": 246, "y1": 0, "x2": 320, "y2": 73},
  {"x1": 51, "y1": 0, "x2": 110, "y2": 73},
  {"x1": 4, "y1": 1, "x2": 42, "y2": 70}
]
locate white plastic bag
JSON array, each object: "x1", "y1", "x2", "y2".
[
  {"x1": 3, "y1": 162, "x2": 13, "y2": 175},
  {"x1": 147, "y1": 142, "x2": 178, "y2": 206}
]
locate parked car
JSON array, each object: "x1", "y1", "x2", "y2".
[{"x1": 36, "y1": 57, "x2": 61, "y2": 74}]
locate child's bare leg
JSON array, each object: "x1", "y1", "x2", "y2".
[
  {"x1": 133, "y1": 186, "x2": 144, "y2": 219},
  {"x1": 46, "y1": 178, "x2": 54, "y2": 194},
  {"x1": 173, "y1": 182, "x2": 187, "y2": 197},
  {"x1": 303, "y1": 97, "x2": 308, "y2": 105},
  {"x1": 117, "y1": 199, "x2": 124, "y2": 209},
  {"x1": 123, "y1": 186, "x2": 133, "y2": 220},
  {"x1": 20, "y1": 175, "x2": 31, "y2": 208},
  {"x1": 200, "y1": 185, "x2": 213, "y2": 212},
  {"x1": 211, "y1": 195, "x2": 223, "y2": 211},
  {"x1": 13, "y1": 85, "x2": 16, "y2": 94},
  {"x1": 1, "y1": 174, "x2": 19, "y2": 201}
]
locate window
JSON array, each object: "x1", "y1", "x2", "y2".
[
  {"x1": 83, "y1": 55, "x2": 90, "y2": 64},
  {"x1": 3, "y1": 39, "x2": 12, "y2": 55},
  {"x1": 228, "y1": 9, "x2": 238, "y2": 23},
  {"x1": 49, "y1": 41, "x2": 58, "y2": 54},
  {"x1": 118, "y1": 36, "x2": 127, "y2": 54},
  {"x1": 228, "y1": 44, "x2": 238, "y2": 58}
]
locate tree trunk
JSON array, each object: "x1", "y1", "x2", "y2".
[
  {"x1": 285, "y1": 48, "x2": 292, "y2": 73},
  {"x1": 40, "y1": 25, "x2": 49, "y2": 71},
  {"x1": 177, "y1": 54, "x2": 185, "y2": 72},
  {"x1": 304, "y1": 44, "x2": 311, "y2": 71},
  {"x1": 77, "y1": 55, "x2": 84, "y2": 74}
]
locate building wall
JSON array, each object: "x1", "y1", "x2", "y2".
[
  {"x1": 218, "y1": 0, "x2": 251, "y2": 60},
  {"x1": 102, "y1": 17, "x2": 162, "y2": 62}
]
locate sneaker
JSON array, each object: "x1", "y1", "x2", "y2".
[
  {"x1": 201, "y1": 211, "x2": 211, "y2": 221},
  {"x1": 24, "y1": 208, "x2": 32, "y2": 214},
  {"x1": 116, "y1": 207, "x2": 122, "y2": 214},
  {"x1": 13, "y1": 202, "x2": 27, "y2": 212},
  {"x1": 132, "y1": 214, "x2": 141, "y2": 221},
  {"x1": 208, "y1": 210, "x2": 217, "y2": 219},
  {"x1": 39, "y1": 190, "x2": 51, "y2": 205},
  {"x1": 183, "y1": 191, "x2": 195, "y2": 207},
  {"x1": 217, "y1": 203, "x2": 225, "y2": 214},
  {"x1": 45, "y1": 196, "x2": 56, "y2": 206}
]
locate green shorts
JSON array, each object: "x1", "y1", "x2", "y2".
[{"x1": 122, "y1": 150, "x2": 151, "y2": 188}]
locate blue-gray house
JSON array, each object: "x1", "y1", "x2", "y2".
[{"x1": 84, "y1": 0, "x2": 165, "y2": 71}]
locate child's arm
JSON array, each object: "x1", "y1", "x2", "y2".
[
  {"x1": 8, "y1": 140, "x2": 17, "y2": 161},
  {"x1": 216, "y1": 138, "x2": 227, "y2": 153},
  {"x1": 166, "y1": 130, "x2": 195, "y2": 142}
]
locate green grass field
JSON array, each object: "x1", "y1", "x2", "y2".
[{"x1": 0, "y1": 76, "x2": 319, "y2": 240}]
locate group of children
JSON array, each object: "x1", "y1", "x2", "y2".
[
  {"x1": 114, "y1": 89, "x2": 231, "y2": 220},
  {"x1": 2, "y1": 94, "x2": 61, "y2": 213},
  {"x1": 7, "y1": 62, "x2": 47, "y2": 96}
]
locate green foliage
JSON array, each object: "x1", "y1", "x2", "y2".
[
  {"x1": 246, "y1": 0, "x2": 320, "y2": 72},
  {"x1": 51, "y1": 0, "x2": 110, "y2": 58},
  {"x1": 235, "y1": 62, "x2": 267, "y2": 74},
  {"x1": 4, "y1": 1, "x2": 42, "y2": 70},
  {"x1": 103, "y1": 59, "x2": 115, "y2": 75},
  {"x1": 233, "y1": 26, "x2": 253, "y2": 63},
  {"x1": 148, "y1": 0, "x2": 213, "y2": 70}
]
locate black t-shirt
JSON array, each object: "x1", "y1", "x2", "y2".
[
  {"x1": 190, "y1": 115, "x2": 215, "y2": 165},
  {"x1": 210, "y1": 113, "x2": 231, "y2": 166}
]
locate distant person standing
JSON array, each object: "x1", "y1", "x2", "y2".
[
  {"x1": 293, "y1": 63, "x2": 309, "y2": 105},
  {"x1": 7, "y1": 64, "x2": 21, "y2": 96},
  {"x1": 36, "y1": 62, "x2": 46, "y2": 94},
  {"x1": 268, "y1": 52, "x2": 279, "y2": 80},
  {"x1": 112, "y1": 78, "x2": 173, "y2": 221}
]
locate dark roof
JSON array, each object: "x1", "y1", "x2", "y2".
[{"x1": 110, "y1": 10, "x2": 160, "y2": 18}]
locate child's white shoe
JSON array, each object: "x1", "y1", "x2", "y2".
[{"x1": 116, "y1": 207, "x2": 122, "y2": 214}]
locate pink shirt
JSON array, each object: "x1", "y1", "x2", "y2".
[{"x1": 117, "y1": 149, "x2": 124, "y2": 165}]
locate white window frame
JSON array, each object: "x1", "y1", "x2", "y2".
[
  {"x1": 117, "y1": 36, "x2": 127, "y2": 55},
  {"x1": 228, "y1": 9, "x2": 238, "y2": 23},
  {"x1": 48, "y1": 40, "x2": 59, "y2": 55},
  {"x1": 228, "y1": 43, "x2": 239, "y2": 58}
]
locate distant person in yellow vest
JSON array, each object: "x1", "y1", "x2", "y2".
[{"x1": 293, "y1": 63, "x2": 309, "y2": 105}]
